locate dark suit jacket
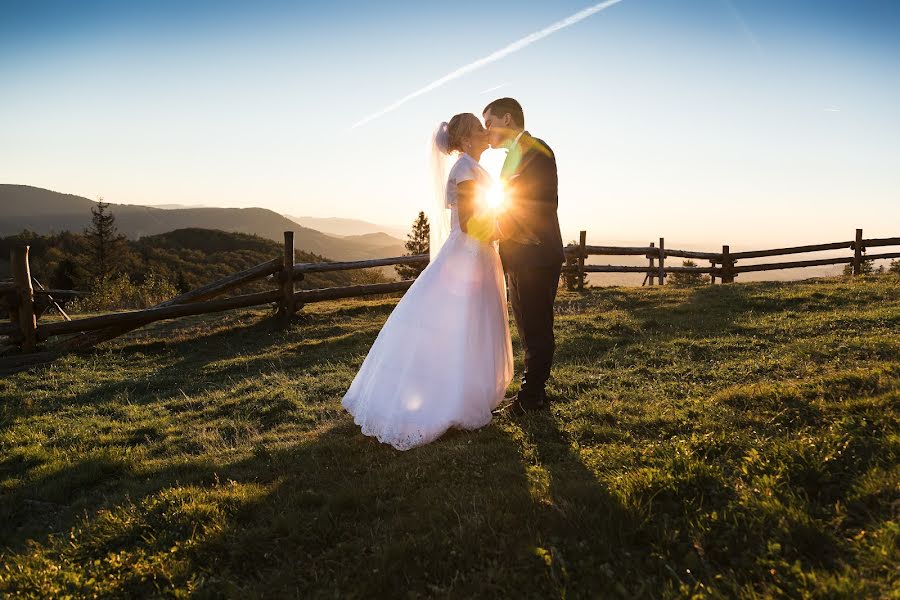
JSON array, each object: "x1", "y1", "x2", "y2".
[{"x1": 498, "y1": 132, "x2": 565, "y2": 272}]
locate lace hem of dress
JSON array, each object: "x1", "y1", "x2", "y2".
[{"x1": 348, "y1": 409, "x2": 494, "y2": 451}]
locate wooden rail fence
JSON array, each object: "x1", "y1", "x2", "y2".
[
  {"x1": 562, "y1": 228, "x2": 900, "y2": 290},
  {"x1": 1, "y1": 228, "x2": 897, "y2": 371}
]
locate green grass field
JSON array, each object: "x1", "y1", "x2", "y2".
[{"x1": 1, "y1": 276, "x2": 898, "y2": 598}]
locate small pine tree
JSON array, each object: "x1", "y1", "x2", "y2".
[
  {"x1": 85, "y1": 198, "x2": 126, "y2": 287},
  {"x1": 50, "y1": 258, "x2": 81, "y2": 290},
  {"x1": 396, "y1": 211, "x2": 430, "y2": 280},
  {"x1": 889, "y1": 259, "x2": 900, "y2": 275},
  {"x1": 668, "y1": 259, "x2": 711, "y2": 287},
  {"x1": 562, "y1": 240, "x2": 588, "y2": 290},
  {"x1": 175, "y1": 270, "x2": 191, "y2": 294},
  {"x1": 842, "y1": 258, "x2": 874, "y2": 276}
]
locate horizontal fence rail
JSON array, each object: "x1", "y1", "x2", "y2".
[
  {"x1": 731, "y1": 251, "x2": 900, "y2": 274},
  {"x1": 161, "y1": 258, "x2": 282, "y2": 306},
  {"x1": 863, "y1": 237, "x2": 900, "y2": 248},
  {"x1": 562, "y1": 228, "x2": 899, "y2": 287},
  {"x1": 37, "y1": 289, "x2": 283, "y2": 339},
  {"x1": 35, "y1": 281, "x2": 417, "y2": 341},
  {"x1": 278, "y1": 254, "x2": 430, "y2": 279},
  {"x1": 663, "y1": 249, "x2": 722, "y2": 260},
  {"x1": 729, "y1": 241, "x2": 853, "y2": 260},
  {"x1": 2, "y1": 227, "x2": 897, "y2": 369}
]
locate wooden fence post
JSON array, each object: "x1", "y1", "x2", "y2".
[
  {"x1": 11, "y1": 246, "x2": 37, "y2": 352},
  {"x1": 577, "y1": 230, "x2": 587, "y2": 290},
  {"x1": 657, "y1": 237, "x2": 665, "y2": 285},
  {"x1": 709, "y1": 259, "x2": 717, "y2": 284},
  {"x1": 277, "y1": 231, "x2": 295, "y2": 327},
  {"x1": 647, "y1": 242, "x2": 656, "y2": 286},
  {"x1": 852, "y1": 228, "x2": 863, "y2": 276},
  {"x1": 722, "y1": 245, "x2": 734, "y2": 283}
]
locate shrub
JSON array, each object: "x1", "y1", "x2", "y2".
[
  {"x1": 71, "y1": 272, "x2": 178, "y2": 312},
  {"x1": 668, "y1": 259, "x2": 711, "y2": 287},
  {"x1": 842, "y1": 259, "x2": 875, "y2": 276},
  {"x1": 889, "y1": 259, "x2": 900, "y2": 275}
]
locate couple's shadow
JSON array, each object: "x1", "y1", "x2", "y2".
[
  {"x1": 186, "y1": 413, "x2": 636, "y2": 597},
  {"x1": 1, "y1": 409, "x2": 630, "y2": 599},
  {"x1": 492, "y1": 407, "x2": 642, "y2": 594},
  {"x1": 230, "y1": 410, "x2": 639, "y2": 597},
  {"x1": 183, "y1": 411, "x2": 638, "y2": 598}
]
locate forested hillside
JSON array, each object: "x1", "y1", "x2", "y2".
[{"x1": 0, "y1": 228, "x2": 383, "y2": 295}]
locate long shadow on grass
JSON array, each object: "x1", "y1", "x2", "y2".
[
  {"x1": 0, "y1": 310, "x2": 401, "y2": 559},
  {"x1": 4, "y1": 294, "x2": 566, "y2": 595},
  {"x1": 0, "y1": 318, "x2": 283, "y2": 416},
  {"x1": 187, "y1": 424, "x2": 550, "y2": 597},
  {"x1": 40, "y1": 308, "x2": 387, "y2": 414},
  {"x1": 1, "y1": 417, "x2": 571, "y2": 598},
  {"x1": 509, "y1": 411, "x2": 651, "y2": 597},
  {"x1": 7, "y1": 298, "x2": 400, "y2": 414}
]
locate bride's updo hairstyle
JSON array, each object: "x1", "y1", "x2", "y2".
[{"x1": 435, "y1": 113, "x2": 481, "y2": 155}]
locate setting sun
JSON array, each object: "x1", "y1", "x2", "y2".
[{"x1": 486, "y1": 179, "x2": 506, "y2": 210}]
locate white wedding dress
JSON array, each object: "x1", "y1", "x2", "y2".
[{"x1": 341, "y1": 153, "x2": 513, "y2": 450}]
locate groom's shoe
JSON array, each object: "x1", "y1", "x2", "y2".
[{"x1": 493, "y1": 392, "x2": 545, "y2": 417}]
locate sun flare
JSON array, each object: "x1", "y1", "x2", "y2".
[{"x1": 486, "y1": 180, "x2": 506, "y2": 210}]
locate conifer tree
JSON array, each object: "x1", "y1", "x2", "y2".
[
  {"x1": 889, "y1": 259, "x2": 900, "y2": 275},
  {"x1": 85, "y1": 198, "x2": 126, "y2": 286},
  {"x1": 396, "y1": 211, "x2": 430, "y2": 280},
  {"x1": 842, "y1": 259, "x2": 874, "y2": 276},
  {"x1": 562, "y1": 239, "x2": 588, "y2": 290},
  {"x1": 668, "y1": 259, "x2": 711, "y2": 287}
]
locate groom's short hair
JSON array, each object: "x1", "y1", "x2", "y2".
[{"x1": 483, "y1": 97, "x2": 524, "y2": 129}]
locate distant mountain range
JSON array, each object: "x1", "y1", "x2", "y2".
[
  {"x1": 152, "y1": 203, "x2": 215, "y2": 209},
  {"x1": 0, "y1": 185, "x2": 405, "y2": 262},
  {"x1": 1, "y1": 185, "x2": 853, "y2": 286},
  {"x1": 285, "y1": 215, "x2": 408, "y2": 239}
]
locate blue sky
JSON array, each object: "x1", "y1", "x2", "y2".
[{"x1": 1, "y1": 0, "x2": 898, "y2": 246}]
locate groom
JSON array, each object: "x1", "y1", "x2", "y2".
[{"x1": 484, "y1": 98, "x2": 564, "y2": 414}]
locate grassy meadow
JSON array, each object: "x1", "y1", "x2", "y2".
[{"x1": 1, "y1": 276, "x2": 898, "y2": 598}]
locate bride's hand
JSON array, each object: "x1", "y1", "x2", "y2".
[{"x1": 466, "y1": 212, "x2": 499, "y2": 243}]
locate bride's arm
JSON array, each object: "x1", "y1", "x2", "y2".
[
  {"x1": 456, "y1": 181, "x2": 476, "y2": 234},
  {"x1": 457, "y1": 181, "x2": 497, "y2": 241}
]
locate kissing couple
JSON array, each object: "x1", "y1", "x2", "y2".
[{"x1": 342, "y1": 97, "x2": 565, "y2": 450}]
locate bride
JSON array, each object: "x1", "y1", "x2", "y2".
[{"x1": 341, "y1": 113, "x2": 514, "y2": 450}]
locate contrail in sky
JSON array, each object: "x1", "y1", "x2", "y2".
[
  {"x1": 720, "y1": 0, "x2": 763, "y2": 55},
  {"x1": 351, "y1": 0, "x2": 625, "y2": 129},
  {"x1": 479, "y1": 83, "x2": 509, "y2": 95}
]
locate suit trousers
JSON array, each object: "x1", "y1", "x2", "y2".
[{"x1": 507, "y1": 265, "x2": 561, "y2": 399}]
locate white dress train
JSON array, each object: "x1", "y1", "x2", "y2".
[{"x1": 341, "y1": 154, "x2": 513, "y2": 450}]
